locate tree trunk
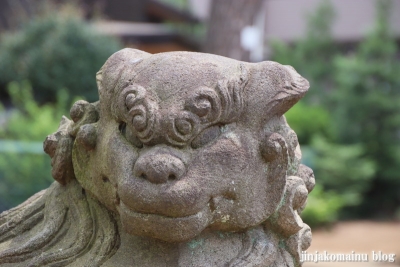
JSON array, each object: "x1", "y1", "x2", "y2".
[{"x1": 204, "y1": 0, "x2": 264, "y2": 62}]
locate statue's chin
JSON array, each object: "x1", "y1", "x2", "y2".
[{"x1": 119, "y1": 202, "x2": 212, "y2": 243}]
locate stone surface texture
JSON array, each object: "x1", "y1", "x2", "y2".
[{"x1": 0, "y1": 49, "x2": 314, "y2": 267}]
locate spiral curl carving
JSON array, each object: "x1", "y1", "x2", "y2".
[
  {"x1": 184, "y1": 78, "x2": 244, "y2": 128},
  {"x1": 185, "y1": 87, "x2": 222, "y2": 124},
  {"x1": 166, "y1": 111, "x2": 201, "y2": 147},
  {"x1": 114, "y1": 76, "x2": 246, "y2": 146},
  {"x1": 117, "y1": 85, "x2": 159, "y2": 143}
]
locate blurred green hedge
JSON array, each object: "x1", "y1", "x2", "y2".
[
  {"x1": 0, "y1": 3, "x2": 122, "y2": 210},
  {"x1": 0, "y1": 6, "x2": 121, "y2": 103},
  {"x1": 0, "y1": 81, "x2": 69, "y2": 210},
  {"x1": 273, "y1": 0, "x2": 400, "y2": 226}
]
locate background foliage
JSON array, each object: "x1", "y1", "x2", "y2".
[
  {"x1": 272, "y1": 0, "x2": 400, "y2": 226},
  {"x1": 0, "y1": 3, "x2": 121, "y2": 211},
  {"x1": 0, "y1": 3, "x2": 121, "y2": 103},
  {"x1": 0, "y1": 81, "x2": 69, "y2": 210}
]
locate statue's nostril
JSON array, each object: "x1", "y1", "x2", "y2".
[{"x1": 134, "y1": 153, "x2": 185, "y2": 184}]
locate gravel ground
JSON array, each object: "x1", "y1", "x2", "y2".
[{"x1": 303, "y1": 221, "x2": 400, "y2": 267}]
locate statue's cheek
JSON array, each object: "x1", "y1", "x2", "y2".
[
  {"x1": 187, "y1": 134, "x2": 270, "y2": 230},
  {"x1": 73, "y1": 125, "x2": 139, "y2": 212}
]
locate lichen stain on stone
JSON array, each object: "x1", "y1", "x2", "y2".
[{"x1": 188, "y1": 238, "x2": 205, "y2": 250}]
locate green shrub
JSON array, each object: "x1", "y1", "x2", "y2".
[
  {"x1": 311, "y1": 136, "x2": 376, "y2": 204},
  {"x1": 0, "y1": 6, "x2": 122, "y2": 103},
  {"x1": 270, "y1": 0, "x2": 338, "y2": 106},
  {"x1": 0, "y1": 81, "x2": 71, "y2": 211},
  {"x1": 299, "y1": 135, "x2": 375, "y2": 227},
  {"x1": 332, "y1": 0, "x2": 400, "y2": 217},
  {"x1": 284, "y1": 101, "x2": 332, "y2": 144},
  {"x1": 301, "y1": 184, "x2": 345, "y2": 228},
  {"x1": 274, "y1": 0, "x2": 398, "y2": 225}
]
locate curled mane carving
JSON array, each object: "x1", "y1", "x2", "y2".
[
  {"x1": 0, "y1": 181, "x2": 119, "y2": 266},
  {"x1": 0, "y1": 99, "x2": 120, "y2": 266}
]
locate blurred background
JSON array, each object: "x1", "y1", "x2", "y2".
[{"x1": 0, "y1": 0, "x2": 399, "y2": 265}]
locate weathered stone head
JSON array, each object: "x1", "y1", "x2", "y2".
[{"x1": 0, "y1": 49, "x2": 315, "y2": 267}]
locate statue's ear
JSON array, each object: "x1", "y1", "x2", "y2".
[
  {"x1": 43, "y1": 100, "x2": 99, "y2": 185},
  {"x1": 241, "y1": 62, "x2": 309, "y2": 128}
]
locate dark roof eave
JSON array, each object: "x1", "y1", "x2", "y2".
[{"x1": 146, "y1": 0, "x2": 201, "y2": 24}]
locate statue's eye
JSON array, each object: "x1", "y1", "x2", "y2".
[
  {"x1": 119, "y1": 122, "x2": 143, "y2": 148},
  {"x1": 191, "y1": 125, "x2": 221, "y2": 149}
]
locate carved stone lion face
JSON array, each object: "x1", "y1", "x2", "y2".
[
  {"x1": 70, "y1": 49, "x2": 309, "y2": 242},
  {"x1": 1, "y1": 48, "x2": 313, "y2": 267}
]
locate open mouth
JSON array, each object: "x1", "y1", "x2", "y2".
[{"x1": 118, "y1": 201, "x2": 212, "y2": 242}]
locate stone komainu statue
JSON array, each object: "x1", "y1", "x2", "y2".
[{"x1": 0, "y1": 49, "x2": 315, "y2": 267}]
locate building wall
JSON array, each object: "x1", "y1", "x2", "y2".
[
  {"x1": 263, "y1": 0, "x2": 400, "y2": 43},
  {"x1": 188, "y1": 0, "x2": 400, "y2": 42}
]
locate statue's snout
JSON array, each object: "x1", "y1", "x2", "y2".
[{"x1": 133, "y1": 152, "x2": 186, "y2": 184}]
